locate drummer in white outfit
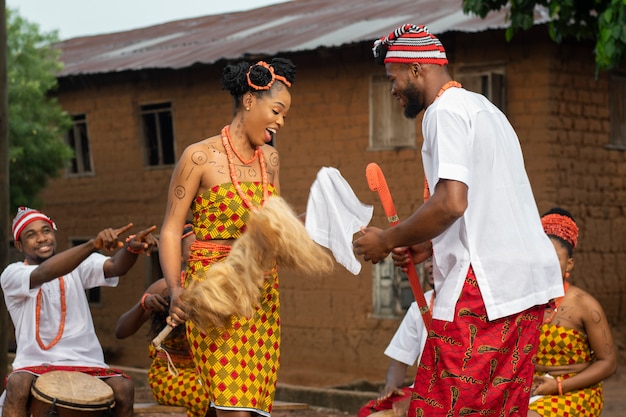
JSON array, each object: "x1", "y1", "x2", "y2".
[{"x1": 0, "y1": 207, "x2": 157, "y2": 417}]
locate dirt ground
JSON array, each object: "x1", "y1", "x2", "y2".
[
  {"x1": 140, "y1": 366, "x2": 626, "y2": 416},
  {"x1": 272, "y1": 407, "x2": 350, "y2": 417},
  {"x1": 273, "y1": 365, "x2": 626, "y2": 416}
]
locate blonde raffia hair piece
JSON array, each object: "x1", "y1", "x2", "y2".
[{"x1": 181, "y1": 196, "x2": 334, "y2": 330}]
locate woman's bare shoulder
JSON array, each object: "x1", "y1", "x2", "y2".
[
  {"x1": 180, "y1": 135, "x2": 224, "y2": 161},
  {"x1": 567, "y1": 284, "x2": 605, "y2": 312},
  {"x1": 260, "y1": 143, "x2": 280, "y2": 167}
]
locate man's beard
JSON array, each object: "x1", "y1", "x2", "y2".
[
  {"x1": 32, "y1": 251, "x2": 54, "y2": 265},
  {"x1": 403, "y1": 83, "x2": 424, "y2": 119}
]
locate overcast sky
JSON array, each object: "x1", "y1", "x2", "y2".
[{"x1": 6, "y1": 0, "x2": 293, "y2": 40}]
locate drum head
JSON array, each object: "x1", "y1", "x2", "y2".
[
  {"x1": 31, "y1": 371, "x2": 115, "y2": 410},
  {"x1": 369, "y1": 410, "x2": 396, "y2": 417}
]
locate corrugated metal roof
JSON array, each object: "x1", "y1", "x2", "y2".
[{"x1": 56, "y1": 0, "x2": 548, "y2": 77}]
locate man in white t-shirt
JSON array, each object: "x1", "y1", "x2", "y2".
[
  {"x1": 0, "y1": 207, "x2": 157, "y2": 417},
  {"x1": 353, "y1": 24, "x2": 563, "y2": 417}
]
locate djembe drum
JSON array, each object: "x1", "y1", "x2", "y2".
[
  {"x1": 30, "y1": 371, "x2": 115, "y2": 417},
  {"x1": 369, "y1": 410, "x2": 396, "y2": 416}
]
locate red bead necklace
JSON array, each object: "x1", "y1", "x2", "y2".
[
  {"x1": 434, "y1": 80, "x2": 462, "y2": 100},
  {"x1": 221, "y1": 125, "x2": 269, "y2": 209},
  {"x1": 544, "y1": 281, "x2": 570, "y2": 324},
  {"x1": 224, "y1": 127, "x2": 259, "y2": 165},
  {"x1": 26, "y1": 260, "x2": 67, "y2": 350}
]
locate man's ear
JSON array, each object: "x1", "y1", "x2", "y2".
[
  {"x1": 410, "y1": 63, "x2": 422, "y2": 77},
  {"x1": 14, "y1": 240, "x2": 23, "y2": 253}
]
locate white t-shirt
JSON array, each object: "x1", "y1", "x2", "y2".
[
  {"x1": 1, "y1": 253, "x2": 119, "y2": 369},
  {"x1": 384, "y1": 290, "x2": 434, "y2": 366},
  {"x1": 422, "y1": 87, "x2": 563, "y2": 322}
]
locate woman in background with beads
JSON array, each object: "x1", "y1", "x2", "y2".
[
  {"x1": 115, "y1": 224, "x2": 210, "y2": 417},
  {"x1": 529, "y1": 208, "x2": 617, "y2": 417},
  {"x1": 159, "y1": 57, "x2": 295, "y2": 417}
]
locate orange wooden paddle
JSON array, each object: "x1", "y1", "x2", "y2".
[{"x1": 366, "y1": 162, "x2": 432, "y2": 330}]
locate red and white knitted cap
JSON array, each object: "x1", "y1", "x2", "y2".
[
  {"x1": 373, "y1": 24, "x2": 448, "y2": 65},
  {"x1": 12, "y1": 206, "x2": 57, "y2": 241}
]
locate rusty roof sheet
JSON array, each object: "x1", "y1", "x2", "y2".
[{"x1": 56, "y1": 0, "x2": 549, "y2": 78}]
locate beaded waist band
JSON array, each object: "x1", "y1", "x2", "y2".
[{"x1": 154, "y1": 350, "x2": 194, "y2": 364}]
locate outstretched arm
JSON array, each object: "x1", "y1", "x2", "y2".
[
  {"x1": 29, "y1": 223, "x2": 138, "y2": 288},
  {"x1": 103, "y1": 224, "x2": 158, "y2": 278},
  {"x1": 115, "y1": 279, "x2": 169, "y2": 339}
]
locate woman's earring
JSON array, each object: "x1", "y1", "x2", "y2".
[
  {"x1": 565, "y1": 272, "x2": 570, "y2": 280},
  {"x1": 246, "y1": 107, "x2": 250, "y2": 111}
]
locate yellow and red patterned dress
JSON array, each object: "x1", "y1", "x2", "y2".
[
  {"x1": 184, "y1": 182, "x2": 280, "y2": 416},
  {"x1": 528, "y1": 324, "x2": 603, "y2": 416},
  {"x1": 147, "y1": 329, "x2": 209, "y2": 417}
]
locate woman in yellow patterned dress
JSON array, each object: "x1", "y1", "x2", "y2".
[
  {"x1": 159, "y1": 58, "x2": 296, "y2": 417},
  {"x1": 529, "y1": 208, "x2": 617, "y2": 417}
]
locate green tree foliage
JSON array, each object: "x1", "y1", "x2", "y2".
[
  {"x1": 7, "y1": 7, "x2": 73, "y2": 210},
  {"x1": 462, "y1": 0, "x2": 626, "y2": 72}
]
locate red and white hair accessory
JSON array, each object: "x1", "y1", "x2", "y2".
[
  {"x1": 12, "y1": 206, "x2": 57, "y2": 241},
  {"x1": 541, "y1": 213, "x2": 579, "y2": 249},
  {"x1": 373, "y1": 24, "x2": 448, "y2": 65}
]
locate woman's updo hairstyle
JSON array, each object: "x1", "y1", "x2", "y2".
[{"x1": 221, "y1": 58, "x2": 296, "y2": 109}]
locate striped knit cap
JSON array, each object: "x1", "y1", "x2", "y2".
[
  {"x1": 373, "y1": 24, "x2": 448, "y2": 65},
  {"x1": 12, "y1": 206, "x2": 57, "y2": 241}
]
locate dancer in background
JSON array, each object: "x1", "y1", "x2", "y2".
[
  {"x1": 115, "y1": 224, "x2": 210, "y2": 417},
  {"x1": 529, "y1": 208, "x2": 617, "y2": 417}
]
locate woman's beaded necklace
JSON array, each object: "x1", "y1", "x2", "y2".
[
  {"x1": 221, "y1": 125, "x2": 269, "y2": 209},
  {"x1": 224, "y1": 129, "x2": 259, "y2": 165},
  {"x1": 27, "y1": 260, "x2": 66, "y2": 350},
  {"x1": 544, "y1": 281, "x2": 570, "y2": 324}
]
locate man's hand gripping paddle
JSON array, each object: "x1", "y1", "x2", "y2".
[{"x1": 366, "y1": 162, "x2": 432, "y2": 330}]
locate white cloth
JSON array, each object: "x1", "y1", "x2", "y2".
[
  {"x1": 384, "y1": 290, "x2": 434, "y2": 366},
  {"x1": 422, "y1": 87, "x2": 563, "y2": 322},
  {"x1": 1, "y1": 253, "x2": 119, "y2": 369},
  {"x1": 305, "y1": 167, "x2": 373, "y2": 275}
]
